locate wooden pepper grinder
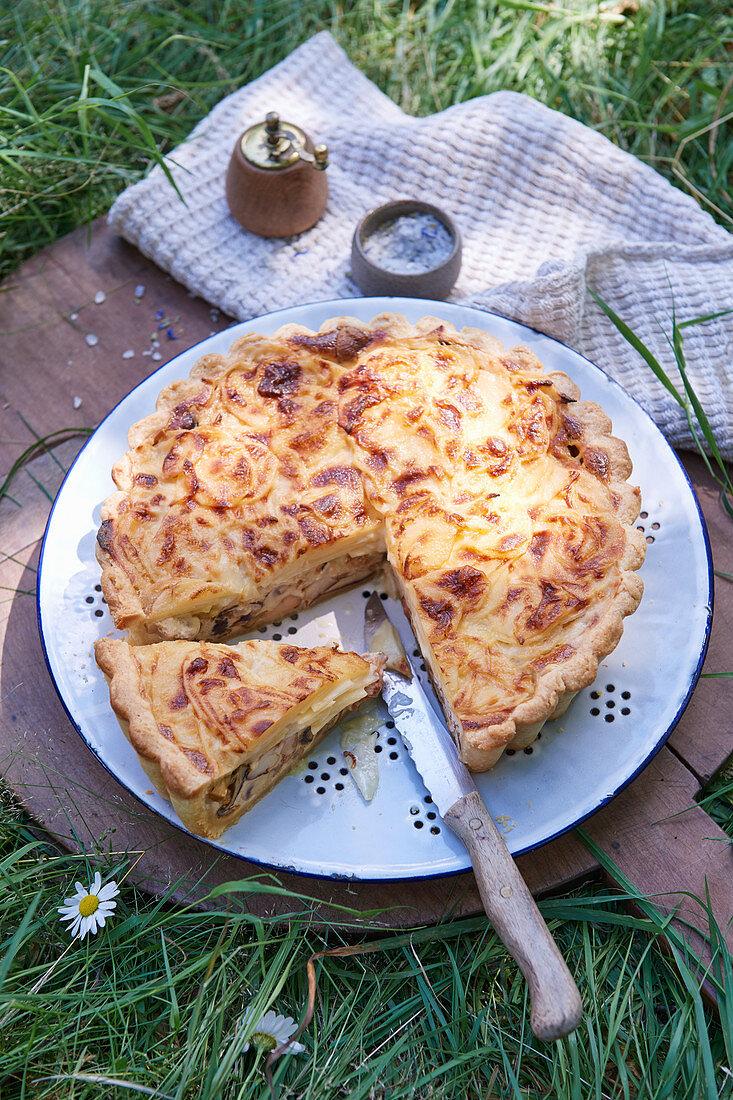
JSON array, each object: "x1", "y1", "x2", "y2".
[{"x1": 225, "y1": 112, "x2": 329, "y2": 238}]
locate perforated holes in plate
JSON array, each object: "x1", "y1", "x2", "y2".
[
  {"x1": 406, "y1": 794, "x2": 441, "y2": 836},
  {"x1": 635, "y1": 508, "x2": 661, "y2": 545},
  {"x1": 588, "y1": 684, "x2": 632, "y2": 721},
  {"x1": 296, "y1": 685, "x2": 442, "y2": 838},
  {"x1": 362, "y1": 588, "x2": 391, "y2": 602},
  {"x1": 377, "y1": 726, "x2": 405, "y2": 764},
  {"x1": 87, "y1": 583, "x2": 107, "y2": 620},
  {"x1": 304, "y1": 724, "x2": 391, "y2": 797},
  {"x1": 262, "y1": 615, "x2": 298, "y2": 641},
  {"x1": 304, "y1": 760, "x2": 318, "y2": 787},
  {"x1": 402, "y1": 792, "x2": 435, "y2": 831},
  {"x1": 304, "y1": 755, "x2": 329, "y2": 797}
]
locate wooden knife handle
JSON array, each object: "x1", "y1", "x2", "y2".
[{"x1": 444, "y1": 789, "x2": 582, "y2": 1041}]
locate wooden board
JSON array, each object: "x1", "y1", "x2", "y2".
[{"x1": 1, "y1": 221, "x2": 731, "y2": 961}]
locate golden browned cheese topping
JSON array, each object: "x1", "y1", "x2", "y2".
[
  {"x1": 134, "y1": 640, "x2": 373, "y2": 777},
  {"x1": 98, "y1": 314, "x2": 645, "y2": 765}
]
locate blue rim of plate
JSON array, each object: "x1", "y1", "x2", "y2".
[{"x1": 36, "y1": 297, "x2": 714, "y2": 883}]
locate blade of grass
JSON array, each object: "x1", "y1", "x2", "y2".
[
  {"x1": 0, "y1": 428, "x2": 92, "y2": 505},
  {"x1": 591, "y1": 289, "x2": 733, "y2": 517}
]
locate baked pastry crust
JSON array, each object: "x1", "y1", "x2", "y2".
[
  {"x1": 95, "y1": 638, "x2": 383, "y2": 838},
  {"x1": 97, "y1": 313, "x2": 645, "y2": 770}
]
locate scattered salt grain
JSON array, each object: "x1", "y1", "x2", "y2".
[
  {"x1": 152, "y1": 352, "x2": 162, "y2": 361},
  {"x1": 73, "y1": 396, "x2": 82, "y2": 409},
  {"x1": 122, "y1": 349, "x2": 134, "y2": 360},
  {"x1": 134, "y1": 284, "x2": 146, "y2": 299},
  {"x1": 94, "y1": 290, "x2": 106, "y2": 304},
  {"x1": 70, "y1": 312, "x2": 78, "y2": 321},
  {"x1": 209, "y1": 308, "x2": 220, "y2": 322},
  {"x1": 85, "y1": 334, "x2": 98, "y2": 347}
]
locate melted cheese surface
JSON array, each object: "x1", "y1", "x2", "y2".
[{"x1": 136, "y1": 639, "x2": 375, "y2": 773}]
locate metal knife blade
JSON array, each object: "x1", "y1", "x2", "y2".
[{"x1": 363, "y1": 593, "x2": 475, "y2": 817}]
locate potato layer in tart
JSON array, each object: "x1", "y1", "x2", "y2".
[
  {"x1": 95, "y1": 638, "x2": 384, "y2": 838},
  {"x1": 97, "y1": 313, "x2": 645, "y2": 770}
]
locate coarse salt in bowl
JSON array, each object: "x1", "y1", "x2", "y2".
[{"x1": 351, "y1": 200, "x2": 462, "y2": 299}]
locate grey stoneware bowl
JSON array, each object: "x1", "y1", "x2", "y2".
[{"x1": 351, "y1": 200, "x2": 462, "y2": 299}]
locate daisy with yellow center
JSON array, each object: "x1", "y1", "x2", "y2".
[
  {"x1": 58, "y1": 871, "x2": 119, "y2": 940},
  {"x1": 242, "y1": 1009, "x2": 305, "y2": 1055}
]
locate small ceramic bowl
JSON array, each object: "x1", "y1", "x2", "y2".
[{"x1": 351, "y1": 200, "x2": 462, "y2": 299}]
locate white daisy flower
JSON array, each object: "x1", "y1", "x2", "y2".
[
  {"x1": 57, "y1": 871, "x2": 119, "y2": 940},
  {"x1": 242, "y1": 1009, "x2": 305, "y2": 1055}
]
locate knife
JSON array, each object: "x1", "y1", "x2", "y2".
[{"x1": 364, "y1": 594, "x2": 582, "y2": 1041}]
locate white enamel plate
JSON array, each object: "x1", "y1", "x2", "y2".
[{"x1": 38, "y1": 298, "x2": 712, "y2": 880}]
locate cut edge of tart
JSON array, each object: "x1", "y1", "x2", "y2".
[
  {"x1": 94, "y1": 637, "x2": 384, "y2": 838},
  {"x1": 96, "y1": 311, "x2": 646, "y2": 773}
]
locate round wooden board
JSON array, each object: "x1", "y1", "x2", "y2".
[{"x1": 1, "y1": 221, "x2": 731, "y2": 944}]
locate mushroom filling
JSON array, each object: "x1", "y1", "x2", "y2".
[
  {"x1": 212, "y1": 679, "x2": 376, "y2": 820},
  {"x1": 205, "y1": 551, "x2": 385, "y2": 639},
  {"x1": 152, "y1": 550, "x2": 385, "y2": 642},
  {"x1": 216, "y1": 726, "x2": 309, "y2": 817}
]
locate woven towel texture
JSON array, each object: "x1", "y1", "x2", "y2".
[{"x1": 109, "y1": 32, "x2": 733, "y2": 457}]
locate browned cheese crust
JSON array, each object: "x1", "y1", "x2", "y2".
[
  {"x1": 97, "y1": 313, "x2": 645, "y2": 770},
  {"x1": 95, "y1": 637, "x2": 383, "y2": 838}
]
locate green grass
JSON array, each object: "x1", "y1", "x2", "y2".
[
  {"x1": 1, "y1": 0, "x2": 732, "y2": 277},
  {"x1": 1, "y1": 1, "x2": 733, "y2": 1097},
  {"x1": 590, "y1": 293, "x2": 733, "y2": 515},
  {"x1": 1, "y1": 794, "x2": 732, "y2": 1100}
]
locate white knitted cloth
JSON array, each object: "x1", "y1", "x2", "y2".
[{"x1": 109, "y1": 32, "x2": 733, "y2": 458}]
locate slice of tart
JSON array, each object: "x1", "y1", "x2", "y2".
[{"x1": 94, "y1": 638, "x2": 384, "y2": 838}]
